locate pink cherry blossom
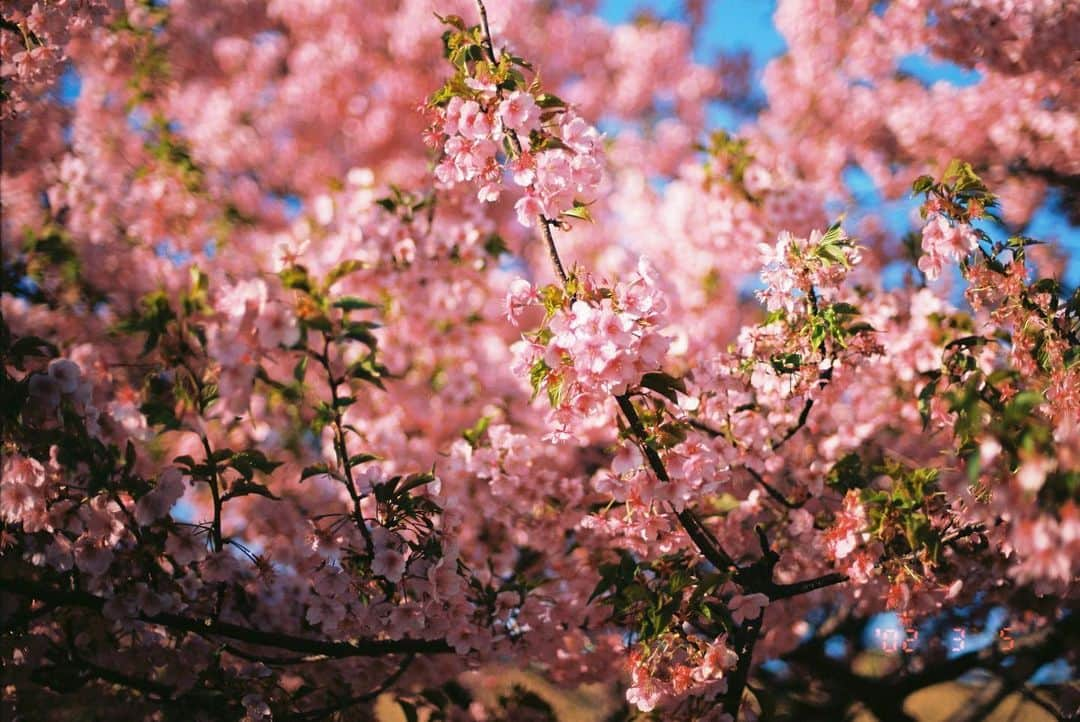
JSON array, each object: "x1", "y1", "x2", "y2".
[{"x1": 498, "y1": 91, "x2": 541, "y2": 134}]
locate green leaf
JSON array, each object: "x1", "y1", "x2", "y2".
[
  {"x1": 230, "y1": 449, "x2": 283, "y2": 480},
  {"x1": 1007, "y1": 235, "x2": 1043, "y2": 249},
  {"x1": 831, "y1": 302, "x2": 860, "y2": 316},
  {"x1": 333, "y1": 296, "x2": 378, "y2": 312},
  {"x1": 463, "y1": 415, "x2": 492, "y2": 448},
  {"x1": 561, "y1": 201, "x2": 593, "y2": 223},
  {"x1": 528, "y1": 359, "x2": 550, "y2": 400},
  {"x1": 534, "y1": 93, "x2": 566, "y2": 109},
  {"x1": 639, "y1": 371, "x2": 687, "y2": 403},
  {"x1": 434, "y1": 12, "x2": 466, "y2": 30},
  {"x1": 348, "y1": 453, "x2": 379, "y2": 467},
  {"x1": 538, "y1": 285, "x2": 565, "y2": 316},
  {"x1": 484, "y1": 233, "x2": 508, "y2": 257},
  {"x1": 301, "y1": 463, "x2": 331, "y2": 481},
  {"x1": 846, "y1": 321, "x2": 876, "y2": 335},
  {"x1": 815, "y1": 242, "x2": 850, "y2": 268},
  {"x1": 221, "y1": 481, "x2": 281, "y2": 502},
  {"x1": 918, "y1": 373, "x2": 940, "y2": 430},
  {"x1": 398, "y1": 471, "x2": 438, "y2": 495},
  {"x1": 546, "y1": 374, "x2": 564, "y2": 407},
  {"x1": 323, "y1": 259, "x2": 366, "y2": 289},
  {"x1": 9, "y1": 335, "x2": 58, "y2": 365},
  {"x1": 303, "y1": 314, "x2": 333, "y2": 334},
  {"x1": 819, "y1": 216, "x2": 846, "y2": 247},
  {"x1": 292, "y1": 356, "x2": 308, "y2": 383},
  {"x1": 1064, "y1": 347, "x2": 1080, "y2": 369},
  {"x1": 945, "y1": 335, "x2": 989, "y2": 350},
  {"x1": 508, "y1": 54, "x2": 534, "y2": 70},
  {"x1": 342, "y1": 320, "x2": 379, "y2": 349},
  {"x1": 347, "y1": 356, "x2": 387, "y2": 389},
  {"x1": 769, "y1": 352, "x2": 802, "y2": 375},
  {"x1": 1029, "y1": 277, "x2": 1059, "y2": 295},
  {"x1": 763, "y1": 308, "x2": 786, "y2": 325},
  {"x1": 279, "y1": 265, "x2": 312, "y2": 293},
  {"x1": 210, "y1": 449, "x2": 234, "y2": 463},
  {"x1": 827, "y1": 452, "x2": 866, "y2": 492},
  {"x1": 911, "y1": 175, "x2": 935, "y2": 195}
]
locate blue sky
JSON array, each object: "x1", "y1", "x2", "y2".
[{"x1": 598, "y1": 0, "x2": 1080, "y2": 286}]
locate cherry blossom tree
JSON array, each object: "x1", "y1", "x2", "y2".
[{"x1": 2, "y1": 1, "x2": 1077, "y2": 720}]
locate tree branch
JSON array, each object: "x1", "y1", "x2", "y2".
[
  {"x1": 771, "y1": 362, "x2": 833, "y2": 450},
  {"x1": 282, "y1": 654, "x2": 415, "y2": 721},
  {"x1": 615, "y1": 393, "x2": 737, "y2": 571},
  {"x1": 764, "y1": 523, "x2": 987, "y2": 601},
  {"x1": 470, "y1": 0, "x2": 736, "y2": 576},
  {"x1": 723, "y1": 608, "x2": 764, "y2": 717},
  {"x1": 474, "y1": 0, "x2": 570, "y2": 287},
  {"x1": 742, "y1": 466, "x2": 804, "y2": 509},
  {"x1": 2, "y1": 577, "x2": 452, "y2": 658}
]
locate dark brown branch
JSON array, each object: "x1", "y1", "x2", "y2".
[
  {"x1": 771, "y1": 361, "x2": 834, "y2": 450},
  {"x1": 0, "y1": 599, "x2": 57, "y2": 633},
  {"x1": 200, "y1": 435, "x2": 224, "y2": 553},
  {"x1": 317, "y1": 337, "x2": 374, "y2": 555},
  {"x1": 891, "y1": 611, "x2": 1077, "y2": 699},
  {"x1": 1009, "y1": 161, "x2": 1080, "y2": 194},
  {"x1": 742, "y1": 466, "x2": 803, "y2": 509},
  {"x1": 66, "y1": 654, "x2": 178, "y2": 699},
  {"x1": 474, "y1": 0, "x2": 498, "y2": 64},
  {"x1": 283, "y1": 654, "x2": 415, "y2": 721},
  {"x1": 1016, "y1": 686, "x2": 1069, "y2": 721},
  {"x1": 722, "y1": 529, "x2": 780, "y2": 715},
  {"x1": 773, "y1": 285, "x2": 834, "y2": 451},
  {"x1": 765, "y1": 523, "x2": 986, "y2": 601},
  {"x1": 723, "y1": 609, "x2": 765, "y2": 717},
  {"x1": 0, "y1": 16, "x2": 41, "y2": 47},
  {"x1": 471, "y1": 0, "x2": 736, "y2": 576},
  {"x1": 538, "y1": 216, "x2": 572, "y2": 287},
  {"x1": 221, "y1": 643, "x2": 312, "y2": 666},
  {"x1": 945, "y1": 674, "x2": 1013, "y2": 722},
  {"x1": 3, "y1": 578, "x2": 453, "y2": 658},
  {"x1": 615, "y1": 394, "x2": 736, "y2": 571},
  {"x1": 687, "y1": 417, "x2": 722, "y2": 437},
  {"x1": 774, "y1": 612, "x2": 1077, "y2": 721},
  {"x1": 767, "y1": 572, "x2": 851, "y2": 601}
]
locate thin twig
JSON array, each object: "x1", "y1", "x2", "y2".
[
  {"x1": 615, "y1": 393, "x2": 737, "y2": 570},
  {"x1": 742, "y1": 466, "x2": 803, "y2": 509},
  {"x1": 283, "y1": 654, "x2": 415, "y2": 721},
  {"x1": 766, "y1": 523, "x2": 986, "y2": 601},
  {"x1": 771, "y1": 361, "x2": 834, "y2": 450},
  {"x1": 474, "y1": 0, "x2": 571, "y2": 287}
]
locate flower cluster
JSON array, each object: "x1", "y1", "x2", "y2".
[
  {"x1": 431, "y1": 96, "x2": 604, "y2": 225},
  {"x1": 208, "y1": 276, "x2": 300, "y2": 415},
  {"x1": 917, "y1": 213, "x2": 979, "y2": 280},
  {"x1": 25, "y1": 358, "x2": 89, "y2": 419},
  {"x1": 823, "y1": 490, "x2": 875, "y2": 584},
  {"x1": 508, "y1": 257, "x2": 669, "y2": 431},
  {"x1": 625, "y1": 634, "x2": 739, "y2": 713},
  {"x1": 426, "y1": 21, "x2": 604, "y2": 225},
  {"x1": 756, "y1": 224, "x2": 860, "y2": 314},
  {"x1": 1, "y1": 454, "x2": 53, "y2": 532}
]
